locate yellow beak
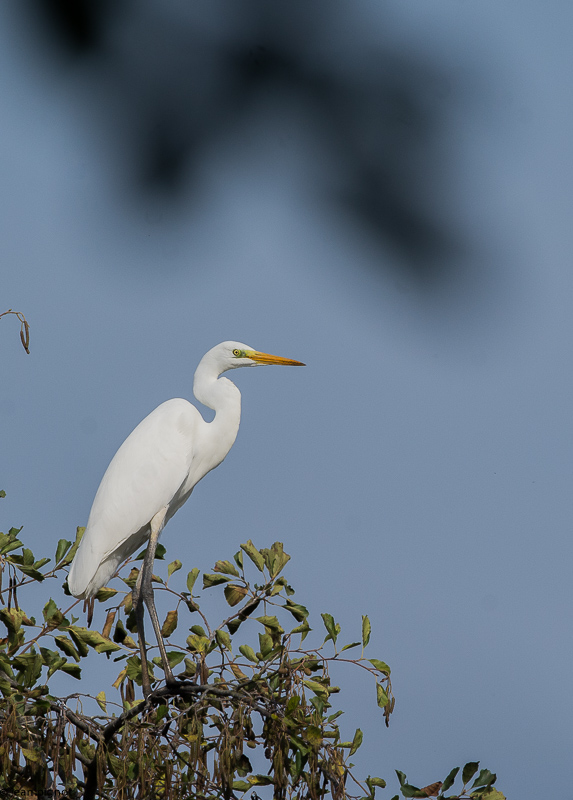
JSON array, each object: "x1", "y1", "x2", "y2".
[{"x1": 247, "y1": 350, "x2": 306, "y2": 367}]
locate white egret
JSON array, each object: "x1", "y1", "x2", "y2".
[{"x1": 68, "y1": 341, "x2": 304, "y2": 696}]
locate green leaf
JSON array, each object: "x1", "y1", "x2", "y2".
[
  {"x1": 214, "y1": 559, "x2": 240, "y2": 577},
  {"x1": 283, "y1": 599, "x2": 309, "y2": 622},
  {"x1": 9, "y1": 558, "x2": 45, "y2": 580},
  {"x1": 396, "y1": 771, "x2": 408, "y2": 788},
  {"x1": 112, "y1": 619, "x2": 136, "y2": 648},
  {"x1": 40, "y1": 647, "x2": 60, "y2": 666},
  {"x1": 96, "y1": 690, "x2": 107, "y2": 712},
  {"x1": 203, "y1": 573, "x2": 231, "y2": 588},
  {"x1": 303, "y1": 679, "x2": 329, "y2": 698},
  {"x1": 362, "y1": 615, "x2": 371, "y2": 648},
  {"x1": 259, "y1": 541, "x2": 290, "y2": 578},
  {"x1": 367, "y1": 776, "x2": 387, "y2": 789},
  {"x1": 321, "y1": 612, "x2": 340, "y2": 645},
  {"x1": 225, "y1": 598, "x2": 260, "y2": 637},
  {"x1": 0, "y1": 607, "x2": 29, "y2": 633},
  {"x1": 258, "y1": 633, "x2": 273, "y2": 657},
  {"x1": 247, "y1": 774, "x2": 274, "y2": 786},
  {"x1": 68, "y1": 628, "x2": 89, "y2": 657},
  {"x1": 67, "y1": 625, "x2": 120, "y2": 653},
  {"x1": 376, "y1": 682, "x2": 389, "y2": 708},
  {"x1": 186, "y1": 567, "x2": 200, "y2": 594},
  {"x1": 269, "y1": 578, "x2": 287, "y2": 597},
  {"x1": 224, "y1": 583, "x2": 248, "y2": 607},
  {"x1": 349, "y1": 728, "x2": 363, "y2": 756},
  {"x1": 477, "y1": 790, "x2": 505, "y2": 800},
  {"x1": 167, "y1": 651, "x2": 185, "y2": 668},
  {"x1": 312, "y1": 696, "x2": 327, "y2": 721},
  {"x1": 290, "y1": 619, "x2": 311, "y2": 642},
  {"x1": 13, "y1": 652, "x2": 43, "y2": 686},
  {"x1": 95, "y1": 587, "x2": 118, "y2": 602},
  {"x1": 161, "y1": 610, "x2": 178, "y2": 637},
  {"x1": 0, "y1": 653, "x2": 14, "y2": 679},
  {"x1": 290, "y1": 734, "x2": 310, "y2": 757},
  {"x1": 125, "y1": 655, "x2": 145, "y2": 683},
  {"x1": 186, "y1": 634, "x2": 210, "y2": 653},
  {"x1": 286, "y1": 696, "x2": 300, "y2": 715},
  {"x1": 396, "y1": 769, "x2": 432, "y2": 797},
  {"x1": 96, "y1": 640, "x2": 122, "y2": 654},
  {"x1": 0, "y1": 534, "x2": 23, "y2": 555},
  {"x1": 396, "y1": 780, "x2": 427, "y2": 799},
  {"x1": 0, "y1": 490, "x2": 5, "y2": 498},
  {"x1": 215, "y1": 629, "x2": 232, "y2": 651},
  {"x1": 167, "y1": 559, "x2": 182, "y2": 578},
  {"x1": 306, "y1": 725, "x2": 323, "y2": 746},
  {"x1": 122, "y1": 567, "x2": 140, "y2": 589},
  {"x1": 369, "y1": 658, "x2": 391, "y2": 675},
  {"x1": 107, "y1": 752, "x2": 123, "y2": 777},
  {"x1": 54, "y1": 635, "x2": 80, "y2": 662},
  {"x1": 472, "y1": 769, "x2": 496, "y2": 789},
  {"x1": 136, "y1": 543, "x2": 166, "y2": 561},
  {"x1": 256, "y1": 615, "x2": 283, "y2": 633},
  {"x1": 182, "y1": 658, "x2": 197, "y2": 676},
  {"x1": 55, "y1": 539, "x2": 72, "y2": 564},
  {"x1": 341, "y1": 641, "x2": 361, "y2": 652},
  {"x1": 462, "y1": 762, "x2": 480, "y2": 785},
  {"x1": 240, "y1": 540, "x2": 265, "y2": 572},
  {"x1": 239, "y1": 645, "x2": 258, "y2": 663},
  {"x1": 153, "y1": 651, "x2": 185, "y2": 671},
  {"x1": 21, "y1": 747, "x2": 42, "y2": 764},
  {"x1": 441, "y1": 767, "x2": 459, "y2": 792},
  {"x1": 59, "y1": 662, "x2": 81, "y2": 679},
  {"x1": 60, "y1": 527, "x2": 84, "y2": 566}
]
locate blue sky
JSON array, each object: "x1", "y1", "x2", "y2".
[{"x1": 2, "y1": 2, "x2": 573, "y2": 798}]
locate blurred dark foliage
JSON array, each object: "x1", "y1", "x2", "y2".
[
  {"x1": 19, "y1": 0, "x2": 464, "y2": 282},
  {"x1": 31, "y1": 0, "x2": 117, "y2": 53}
]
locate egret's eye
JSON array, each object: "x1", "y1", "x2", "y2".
[{"x1": 233, "y1": 349, "x2": 242, "y2": 357}]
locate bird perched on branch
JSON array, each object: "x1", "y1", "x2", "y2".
[{"x1": 68, "y1": 341, "x2": 305, "y2": 696}]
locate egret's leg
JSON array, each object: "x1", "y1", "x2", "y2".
[
  {"x1": 132, "y1": 564, "x2": 152, "y2": 698},
  {"x1": 133, "y1": 573, "x2": 150, "y2": 695},
  {"x1": 140, "y1": 506, "x2": 176, "y2": 688}
]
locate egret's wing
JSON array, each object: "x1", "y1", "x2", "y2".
[{"x1": 68, "y1": 399, "x2": 200, "y2": 597}]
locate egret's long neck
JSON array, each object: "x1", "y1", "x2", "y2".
[{"x1": 193, "y1": 362, "x2": 242, "y2": 467}]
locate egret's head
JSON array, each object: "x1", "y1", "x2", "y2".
[{"x1": 206, "y1": 341, "x2": 305, "y2": 373}]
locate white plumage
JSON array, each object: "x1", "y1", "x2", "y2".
[{"x1": 68, "y1": 341, "x2": 304, "y2": 598}]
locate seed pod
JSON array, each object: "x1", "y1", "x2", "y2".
[
  {"x1": 102, "y1": 609, "x2": 117, "y2": 639},
  {"x1": 20, "y1": 319, "x2": 30, "y2": 354}
]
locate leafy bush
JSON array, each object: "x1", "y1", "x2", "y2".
[{"x1": 0, "y1": 501, "x2": 504, "y2": 800}]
